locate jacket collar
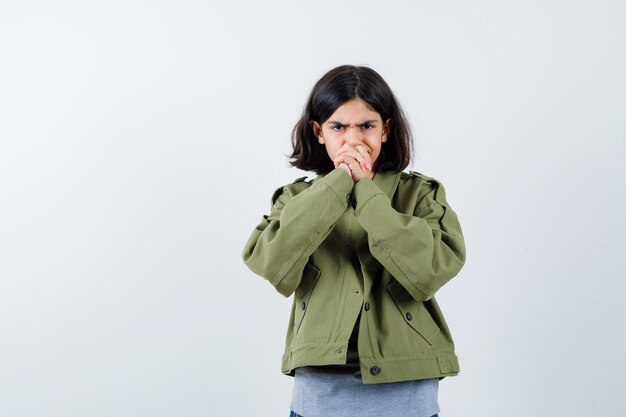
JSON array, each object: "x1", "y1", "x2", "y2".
[{"x1": 312, "y1": 170, "x2": 402, "y2": 201}]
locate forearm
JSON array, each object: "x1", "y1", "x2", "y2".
[
  {"x1": 242, "y1": 168, "x2": 354, "y2": 296},
  {"x1": 353, "y1": 177, "x2": 466, "y2": 301}
]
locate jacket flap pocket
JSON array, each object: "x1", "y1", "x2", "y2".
[
  {"x1": 294, "y1": 262, "x2": 321, "y2": 334},
  {"x1": 296, "y1": 262, "x2": 321, "y2": 299},
  {"x1": 387, "y1": 279, "x2": 440, "y2": 345}
]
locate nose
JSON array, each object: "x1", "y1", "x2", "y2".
[{"x1": 345, "y1": 126, "x2": 364, "y2": 146}]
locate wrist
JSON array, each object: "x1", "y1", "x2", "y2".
[{"x1": 355, "y1": 172, "x2": 375, "y2": 182}]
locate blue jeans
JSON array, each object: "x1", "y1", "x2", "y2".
[{"x1": 290, "y1": 412, "x2": 438, "y2": 417}]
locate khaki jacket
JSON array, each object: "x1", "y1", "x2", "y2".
[{"x1": 241, "y1": 168, "x2": 467, "y2": 384}]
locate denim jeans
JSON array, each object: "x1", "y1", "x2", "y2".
[{"x1": 289, "y1": 412, "x2": 438, "y2": 417}]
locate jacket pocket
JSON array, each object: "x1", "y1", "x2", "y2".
[
  {"x1": 294, "y1": 262, "x2": 321, "y2": 335},
  {"x1": 387, "y1": 279, "x2": 440, "y2": 345}
]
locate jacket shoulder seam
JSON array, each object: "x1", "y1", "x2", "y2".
[
  {"x1": 270, "y1": 178, "x2": 312, "y2": 207},
  {"x1": 405, "y1": 170, "x2": 441, "y2": 184}
]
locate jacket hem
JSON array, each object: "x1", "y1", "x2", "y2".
[{"x1": 281, "y1": 346, "x2": 460, "y2": 384}]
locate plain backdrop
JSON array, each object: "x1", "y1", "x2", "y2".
[{"x1": 1, "y1": 1, "x2": 625, "y2": 416}]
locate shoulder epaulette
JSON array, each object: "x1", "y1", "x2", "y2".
[
  {"x1": 408, "y1": 170, "x2": 434, "y2": 182},
  {"x1": 271, "y1": 176, "x2": 308, "y2": 208}
]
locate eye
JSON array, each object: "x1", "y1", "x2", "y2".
[
  {"x1": 361, "y1": 123, "x2": 375, "y2": 129},
  {"x1": 331, "y1": 124, "x2": 344, "y2": 131}
]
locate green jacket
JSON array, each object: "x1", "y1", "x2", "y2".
[{"x1": 241, "y1": 168, "x2": 467, "y2": 384}]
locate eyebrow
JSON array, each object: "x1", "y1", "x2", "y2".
[{"x1": 326, "y1": 120, "x2": 378, "y2": 125}]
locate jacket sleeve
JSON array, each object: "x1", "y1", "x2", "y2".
[
  {"x1": 352, "y1": 176, "x2": 466, "y2": 301},
  {"x1": 241, "y1": 168, "x2": 354, "y2": 297}
]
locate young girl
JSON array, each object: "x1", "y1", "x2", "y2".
[{"x1": 242, "y1": 65, "x2": 467, "y2": 417}]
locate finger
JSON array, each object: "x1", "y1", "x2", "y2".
[
  {"x1": 352, "y1": 149, "x2": 369, "y2": 172},
  {"x1": 336, "y1": 155, "x2": 364, "y2": 174},
  {"x1": 340, "y1": 156, "x2": 363, "y2": 174},
  {"x1": 335, "y1": 149, "x2": 366, "y2": 166},
  {"x1": 336, "y1": 143, "x2": 351, "y2": 156},
  {"x1": 347, "y1": 159, "x2": 365, "y2": 178},
  {"x1": 334, "y1": 154, "x2": 359, "y2": 167},
  {"x1": 337, "y1": 143, "x2": 361, "y2": 156},
  {"x1": 338, "y1": 162, "x2": 352, "y2": 176},
  {"x1": 355, "y1": 145, "x2": 372, "y2": 170}
]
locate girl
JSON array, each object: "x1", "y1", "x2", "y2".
[{"x1": 242, "y1": 65, "x2": 467, "y2": 417}]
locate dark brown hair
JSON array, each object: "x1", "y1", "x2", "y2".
[{"x1": 289, "y1": 65, "x2": 413, "y2": 175}]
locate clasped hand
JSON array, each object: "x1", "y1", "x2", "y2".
[{"x1": 333, "y1": 144, "x2": 374, "y2": 182}]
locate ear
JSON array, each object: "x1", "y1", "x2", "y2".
[
  {"x1": 382, "y1": 118, "x2": 393, "y2": 142},
  {"x1": 309, "y1": 120, "x2": 324, "y2": 144}
]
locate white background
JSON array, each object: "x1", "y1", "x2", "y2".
[{"x1": 1, "y1": 1, "x2": 625, "y2": 416}]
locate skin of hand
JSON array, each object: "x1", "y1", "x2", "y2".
[{"x1": 334, "y1": 143, "x2": 374, "y2": 182}]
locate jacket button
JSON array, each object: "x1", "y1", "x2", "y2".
[
  {"x1": 406, "y1": 312, "x2": 413, "y2": 321},
  {"x1": 364, "y1": 301, "x2": 371, "y2": 311},
  {"x1": 370, "y1": 365, "x2": 381, "y2": 375},
  {"x1": 301, "y1": 301, "x2": 306, "y2": 310}
]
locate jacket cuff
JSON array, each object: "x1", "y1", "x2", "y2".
[
  {"x1": 352, "y1": 176, "x2": 386, "y2": 214},
  {"x1": 318, "y1": 168, "x2": 355, "y2": 208}
]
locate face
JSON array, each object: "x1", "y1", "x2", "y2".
[{"x1": 310, "y1": 98, "x2": 391, "y2": 169}]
